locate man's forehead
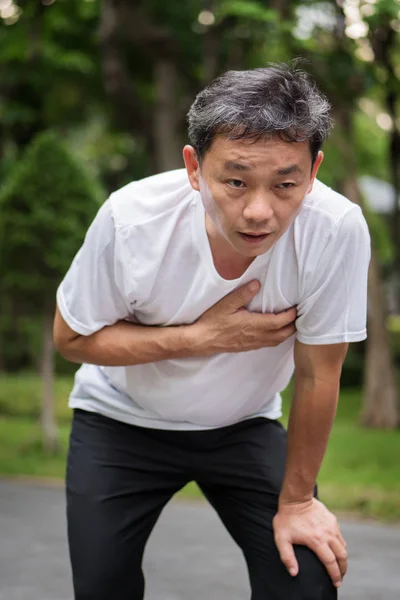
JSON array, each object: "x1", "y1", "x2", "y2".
[
  {"x1": 222, "y1": 158, "x2": 303, "y2": 171},
  {"x1": 208, "y1": 136, "x2": 310, "y2": 171}
]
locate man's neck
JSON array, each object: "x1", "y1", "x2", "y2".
[{"x1": 205, "y1": 215, "x2": 255, "y2": 280}]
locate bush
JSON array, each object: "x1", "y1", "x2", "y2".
[{"x1": 0, "y1": 130, "x2": 104, "y2": 371}]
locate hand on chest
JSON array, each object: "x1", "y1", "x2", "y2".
[{"x1": 132, "y1": 253, "x2": 300, "y2": 327}]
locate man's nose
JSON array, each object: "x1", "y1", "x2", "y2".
[{"x1": 242, "y1": 192, "x2": 274, "y2": 223}]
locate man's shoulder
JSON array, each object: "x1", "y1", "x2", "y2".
[
  {"x1": 301, "y1": 179, "x2": 361, "y2": 226},
  {"x1": 289, "y1": 179, "x2": 369, "y2": 275},
  {"x1": 108, "y1": 169, "x2": 193, "y2": 227}
]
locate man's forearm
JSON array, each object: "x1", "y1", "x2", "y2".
[
  {"x1": 59, "y1": 320, "x2": 202, "y2": 366},
  {"x1": 279, "y1": 375, "x2": 339, "y2": 505}
]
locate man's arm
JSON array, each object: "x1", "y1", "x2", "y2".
[
  {"x1": 54, "y1": 305, "x2": 194, "y2": 365},
  {"x1": 273, "y1": 339, "x2": 349, "y2": 588},
  {"x1": 54, "y1": 281, "x2": 297, "y2": 365}
]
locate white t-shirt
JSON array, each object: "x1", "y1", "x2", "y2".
[{"x1": 57, "y1": 169, "x2": 370, "y2": 430}]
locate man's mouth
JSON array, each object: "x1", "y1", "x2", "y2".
[{"x1": 238, "y1": 231, "x2": 271, "y2": 244}]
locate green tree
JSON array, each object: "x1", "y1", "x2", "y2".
[
  {"x1": 0, "y1": 131, "x2": 103, "y2": 451},
  {"x1": 365, "y1": 0, "x2": 400, "y2": 311},
  {"x1": 0, "y1": 0, "x2": 101, "y2": 150}
]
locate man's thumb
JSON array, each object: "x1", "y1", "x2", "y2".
[{"x1": 226, "y1": 280, "x2": 260, "y2": 310}]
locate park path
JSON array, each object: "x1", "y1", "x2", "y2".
[{"x1": 0, "y1": 479, "x2": 399, "y2": 599}]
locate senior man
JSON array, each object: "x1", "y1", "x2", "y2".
[{"x1": 54, "y1": 63, "x2": 370, "y2": 600}]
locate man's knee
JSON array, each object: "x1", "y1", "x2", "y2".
[
  {"x1": 293, "y1": 545, "x2": 337, "y2": 600},
  {"x1": 248, "y1": 545, "x2": 337, "y2": 600}
]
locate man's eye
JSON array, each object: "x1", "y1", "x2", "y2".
[
  {"x1": 227, "y1": 179, "x2": 246, "y2": 189},
  {"x1": 277, "y1": 182, "x2": 295, "y2": 189}
]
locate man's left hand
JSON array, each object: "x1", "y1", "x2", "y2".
[{"x1": 272, "y1": 497, "x2": 348, "y2": 588}]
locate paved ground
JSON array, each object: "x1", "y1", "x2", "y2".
[{"x1": 0, "y1": 480, "x2": 399, "y2": 599}]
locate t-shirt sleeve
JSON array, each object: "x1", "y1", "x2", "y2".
[
  {"x1": 296, "y1": 206, "x2": 371, "y2": 345},
  {"x1": 56, "y1": 199, "x2": 132, "y2": 336}
]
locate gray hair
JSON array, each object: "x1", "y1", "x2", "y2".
[{"x1": 187, "y1": 63, "x2": 332, "y2": 165}]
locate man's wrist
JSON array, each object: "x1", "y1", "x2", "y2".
[
  {"x1": 279, "y1": 481, "x2": 314, "y2": 507},
  {"x1": 278, "y1": 493, "x2": 314, "y2": 516},
  {"x1": 178, "y1": 322, "x2": 210, "y2": 358}
]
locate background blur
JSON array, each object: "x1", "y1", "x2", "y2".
[{"x1": 0, "y1": 0, "x2": 399, "y2": 521}]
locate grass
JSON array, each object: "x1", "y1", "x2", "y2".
[
  {"x1": 0, "y1": 417, "x2": 70, "y2": 479},
  {"x1": 0, "y1": 372, "x2": 73, "y2": 423},
  {"x1": 0, "y1": 373, "x2": 399, "y2": 521}
]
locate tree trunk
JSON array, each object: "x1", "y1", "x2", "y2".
[
  {"x1": 387, "y1": 98, "x2": 400, "y2": 313},
  {"x1": 361, "y1": 253, "x2": 399, "y2": 428},
  {"x1": 342, "y1": 177, "x2": 399, "y2": 429},
  {"x1": 268, "y1": 0, "x2": 290, "y2": 20},
  {"x1": 369, "y1": 22, "x2": 400, "y2": 311},
  {"x1": 203, "y1": 26, "x2": 219, "y2": 84},
  {"x1": 153, "y1": 57, "x2": 182, "y2": 172},
  {"x1": 40, "y1": 307, "x2": 58, "y2": 453},
  {"x1": 201, "y1": 0, "x2": 219, "y2": 84},
  {"x1": 99, "y1": 0, "x2": 153, "y2": 157},
  {"x1": 100, "y1": 0, "x2": 183, "y2": 174}
]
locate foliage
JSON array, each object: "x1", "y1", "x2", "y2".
[
  {"x1": 0, "y1": 130, "x2": 103, "y2": 314},
  {"x1": 0, "y1": 0, "x2": 102, "y2": 139},
  {"x1": 216, "y1": 1, "x2": 277, "y2": 23},
  {"x1": 1, "y1": 0, "x2": 398, "y2": 194}
]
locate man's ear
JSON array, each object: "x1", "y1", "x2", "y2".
[
  {"x1": 307, "y1": 151, "x2": 324, "y2": 194},
  {"x1": 183, "y1": 145, "x2": 200, "y2": 191}
]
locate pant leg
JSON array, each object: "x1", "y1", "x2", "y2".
[
  {"x1": 66, "y1": 410, "x2": 189, "y2": 600},
  {"x1": 195, "y1": 417, "x2": 337, "y2": 600}
]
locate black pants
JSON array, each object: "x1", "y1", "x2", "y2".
[{"x1": 66, "y1": 409, "x2": 337, "y2": 600}]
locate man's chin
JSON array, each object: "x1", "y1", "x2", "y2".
[{"x1": 233, "y1": 234, "x2": 275, "y2": 257}]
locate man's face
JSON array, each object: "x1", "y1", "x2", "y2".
[{"x1": 184, "y1": 135, "x2": 323, "y2": 259}]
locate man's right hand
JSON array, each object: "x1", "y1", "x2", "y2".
[{"x1": 188, "y1": 280, "x2": 297, "y2": 356}]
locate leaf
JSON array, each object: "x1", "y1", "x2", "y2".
[{"x1": 216, "y1": 0, "x2": 278, "y2": 23}]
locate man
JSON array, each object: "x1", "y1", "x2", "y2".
[{"x1": 54, "y1": 64, "x2": 370, "y2": 600}]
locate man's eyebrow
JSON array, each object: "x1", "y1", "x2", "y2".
[
  {"x1": 223, "y1": 161, "x2": 252, "y2": 172},
  {"x1": 276, "y1": 164, "x2": 303, "y2": 176}
]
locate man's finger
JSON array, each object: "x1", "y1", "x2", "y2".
[
  {"x1": 222, "y1": 280, "x2": 261, "y2": 311},
  {"x1": 329, "y1": 537, "x2": 348, "y2": 579},
  {"x1": 337, "y1": 530, "x2": 347, "y2": 549},
  {"x1": 276, "y1": 322, "x2": 297, "y2": 342},
  {"x1": 314, "y1": 545, "x2": 342, "y2": 588},
  {"x1": 251, "y1": 309, "x2": 297, "y2": 332},
  {"x1": 248, "y1": 318, "x2": 296, "y2": 346},
  {"x1": 270, "y1": 307, "x2": 297, "y2": 329},
  {"x1": 275, "y1": 538, "x2": 299, "y2": 577}
]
